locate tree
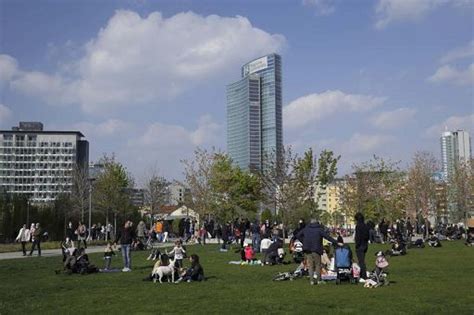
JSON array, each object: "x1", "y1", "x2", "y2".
[
  {"x1": 404, "y1": 151, "x2": 439, "y2": 223},
  {"x1": 70, "y1": 164, "x2": 89, "y2": 222},
  {"x1": 312, "y1": 150, "x2": 341, "y2": 218},
  {"x1": 143, "y1": 171, "x2": 168, "y2": 223},
  {"x1": 93, "y1": 155, "x2": 132, "y2": 228},
  {"x1": 448, "y1": 159, "x2": 474, "y2": 223},
  {"x1": 181, "y1": 148, "x2": 216, "y2": 220},
  {"x1": 340, "y1": 155, "x2": 404, "y2": 223}
]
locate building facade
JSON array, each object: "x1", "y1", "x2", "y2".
[
  {"x1": 440, "y1": 129, "x2": 471, "y2": 180},
  {"x1": 0, "y1": 122, "x2": 89, "y2": 203},
  {"x1": 227, "y1": 53, "x2": 283, "y2": 171}
]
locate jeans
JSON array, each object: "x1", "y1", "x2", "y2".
[
  {"x1": 252, "y1": 234, "x2": 261, "y2": 253},
  {"x1": 104, "y1": 257, "x2": 112, "y2": 269},
  {"x1": 356, "y1": 247, "x2": 367, "y2": 279},
  {"x1": 30, "y1": 240, "x2": 41, "y2": 256},
  {"x1": 121, "y1": 244, "x2": 131, "y2": 269},
  {"x1": 305, "y1": 252, "x2": 322, "y2": 282}
]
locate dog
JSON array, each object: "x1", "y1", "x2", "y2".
[{"x1": 153, "y1": 256, "x2": 176, "y2": 283}]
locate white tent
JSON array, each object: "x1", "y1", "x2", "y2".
[{"x1": 164, "y1": 206, "x2": 199, "y2": 222}]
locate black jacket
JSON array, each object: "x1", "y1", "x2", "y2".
[
  {"x1": 115, "y1": 227, "x2": 136, "y2": 245},
  {"x1": 296, "y1": 223, "x2": 337, "y2": 255},
  {"x1": 355, "y1": 221, "x2": 369, "y2": 250}
]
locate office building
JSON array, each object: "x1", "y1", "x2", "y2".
[
  {"x1": 0, "y1": 122, "x2": 89, "y2": 203},
  {"x1": 227, "y1": 53, "x2": 283, "y2": 171},
  {"x1": 440, "y1": 129, "x2": 471, "y2": 180}
]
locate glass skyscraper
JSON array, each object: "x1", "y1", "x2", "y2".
[
  {"x1": 226, "y1": 53, "x2": 282, "y2": 171},
  {"x1": 440, "y1": 129, "x2": 471, "y2": 180}
]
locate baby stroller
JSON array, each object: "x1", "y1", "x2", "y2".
[
  {"x1": 334, "y1": 245, "x2": 356, "y2": 285},
  {"x1": 292, "y1": 240, "x2": 304, "y2": 263},
  {"x1": 365, "y1": 251, "x2": 389, "y2": 288}
]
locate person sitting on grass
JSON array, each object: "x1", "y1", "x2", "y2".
[
  {"x1": 387, "y1": 238, "x2": 407, "y2": 256},
  {"x1": 61, "y1": 237, "x2": 75, "y2": 262},
  {"x1": 427, "y1": 233, "x2": 442, "y2": 247},
  {"x1": 176, "y1": 254, "x2": 204, "y2": 283},
  {"x1": 244, "y1": 243, "x2": 257, "y2": 263},
  {"x1": 76, "y1": 248, "x2": 99, "y2": 275},
  {"x1": 264, "y1": 238, "x2": 284, "y2": 265}
]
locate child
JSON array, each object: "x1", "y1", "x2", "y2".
[
  {"x1": 103, "y1": 243, "x2": 116, "y2": 270},
  {"x1": 244, "y1": 243, "x2": 256, "y2": 263},
  {"x1": 168, "y1": 240, "x2": 186, "y2": 268},
  {"x1": 364, "y1": 251, "x2": 389, "y2": 288}
]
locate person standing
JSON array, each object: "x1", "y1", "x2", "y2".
[
  {"x1": 251, "y1": 221, "x2": 261, "y2": 253},
  {"x1": 354, "y1": 212, "x2": 370, "y2": 283},
  {"x1": 15, "y1": 224, "x2": 30, "y2": 256},
  {"x1": 29, "y1": 223, "x2": 42, "y2": 257},
  {"x1": 76, "y1": 222, "x2": 87, "y2": 249},
  {"x1": 296, "y1": 218, "x2": 339, "y2": 285},
  {"x1": 114, "y1": 220, "x2": 136, "y2": 272}
]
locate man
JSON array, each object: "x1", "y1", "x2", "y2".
[
  {"x1": 15, "y1": 224, "x2": 30, "y2": 256},
  {"x1": 296, "y1": 219, "x2": 340, "y2": 285},
  {"x1": 115, "y1": 220, "x2": 136, "y2": 272},
  {"x1": 29, "y1": 223, "x2": 42, "y2": 257},
  {"x1": 251, "y1": 221, "x2": 261, "y2": 253},
  {"x1": 354, "y1": 212, "x2": 370, "y2": 283}
]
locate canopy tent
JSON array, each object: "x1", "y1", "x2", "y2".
[{"x1": 164, "y1": 206, "x2": 199, "y2": 222}]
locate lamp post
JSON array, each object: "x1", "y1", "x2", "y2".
[{"x1": 88, "y1": 178, "x2": 95, "y2": 240}]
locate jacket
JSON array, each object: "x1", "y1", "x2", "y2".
[
  {"x1": 115, "y1": 227, "x2": 136, "y2": 245},
  {"x1": 355, "y1": 221, "x2": 370, "y2": 250},
  {"x1": 296, "y1": 223, "x2": 337, "y2": 255},
  {"x1": 16, "y1": 228, "x2": 30, "y2": 242}
]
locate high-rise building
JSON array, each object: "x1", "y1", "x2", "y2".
[
  {"x1": 227, "y1": 53, "x2": 283, "y2": 171},
  {"x1": 0, "y1": 122, "x2": 89, "y2": 203},
  {"x1": 440, "y1": 129, "x2": 471, "y2": 180}
]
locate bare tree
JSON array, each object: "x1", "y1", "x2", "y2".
[
  {"x1": 404, "y1": 151, "x2": 439, "y2": 223},
  {"x1": 144, "y1": 170, "x2": 168, "y2": 225},
  {"x1": 70, "y1": 164, "x2": 90, "y2": 222},
  {"x1": 448, "y1": 159, "x2": 474, "y2": 223}
]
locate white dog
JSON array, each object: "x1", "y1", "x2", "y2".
[{"x1": 153, "y1": 257, "x2": 176, "y2": 283}]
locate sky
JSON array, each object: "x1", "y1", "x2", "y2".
[{"x1": 0, "y1": 0, "x2": 473, "y2": 185}]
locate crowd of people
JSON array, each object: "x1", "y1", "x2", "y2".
[{"x1": 13, "y1": 213, "x2": 473, "y2": 288}]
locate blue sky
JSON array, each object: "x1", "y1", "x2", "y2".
[{"x1": 0, "y1": 0, "x2": 473, "y2": 184}]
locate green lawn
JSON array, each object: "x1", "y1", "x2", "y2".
[{"x1": 0, "y1": 241, "x2": 473, "y2": 314}]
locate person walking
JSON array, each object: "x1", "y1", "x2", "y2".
[
  {"x1": 114, "y1": 220, "x2": 136, "y2": 272},
  {"x1": 354, "y1": 212, "x2": 370, "y2": 283},
  {"x1": 29, "y1": 223, "x2": 42, "y2": 257},
  {"x1": 296, "y1": 218, "x2": 340, "y2": 285},
  {"x1": 15, "y1": 224, "x2": 30, "y2": 256}
]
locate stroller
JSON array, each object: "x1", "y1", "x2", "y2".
[
  {"x1": 334, "y1": 245, "x2": 356, "y2": 285},
  {"x1": 365, "y1": 251, "x2": 389, "y2": 288},
  {"x1": 292, "y1": 240, "x2": 304, "y2": 263}
]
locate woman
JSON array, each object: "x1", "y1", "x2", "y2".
[{"x1": 177, "y1": 254, "x2": 204, "y2": 283}]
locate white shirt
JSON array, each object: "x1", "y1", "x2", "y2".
[{"x1": 260, "y1": 238, "x2": 273, "y2": 250}]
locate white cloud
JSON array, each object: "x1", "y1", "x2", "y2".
[
  {"x1": 284, "y1": 90, "x2": 386, "y2": 129},
  {"x1": 343, "y1": 133, "x2": 395, "y2": 154},
  {"x1": 71, "y1": 119, "x2": 133, "y2": 138},
  {"x1": 126, "y1": 115, "x2": 222, "y2": 180},
  {"x1": 0, "y1": 104, "x2": 12, "y2": 124},
  {"x1": 0, "y1": 55, "x2": 19, "y2": 82},
  {"x1": 425, "y1": 114, "x2": 474, "y2": 138},
  {"x1": 4, "y1": 10, "x2": 285, "y2": 115},
  {"x1": 439, "y1": 40, "x2": 474, "y2": 64},
  {"x1": 428, "y1": 63, "x2": 474, "y2": 86},
  {"x1": 302, "y1": 0, "x2": 336, "y2": 16},
  {"x1": 371, "y1": 107, "x2": 417, "y2": 129},
  {"x1": 374, "y1": 0, "x2": 470, "y2": 30}
]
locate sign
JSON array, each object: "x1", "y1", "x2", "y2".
[{"x1": 243, "y1": 56, "x2": 268, "y2": 76}]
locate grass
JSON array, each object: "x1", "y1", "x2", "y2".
[{"x1": 0, "y1": 241, "x2": 473, "y2": 314}]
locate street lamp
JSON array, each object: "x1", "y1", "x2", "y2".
[{"x1": 88, "y1": 178, "x2": 95, "y2": 240}]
